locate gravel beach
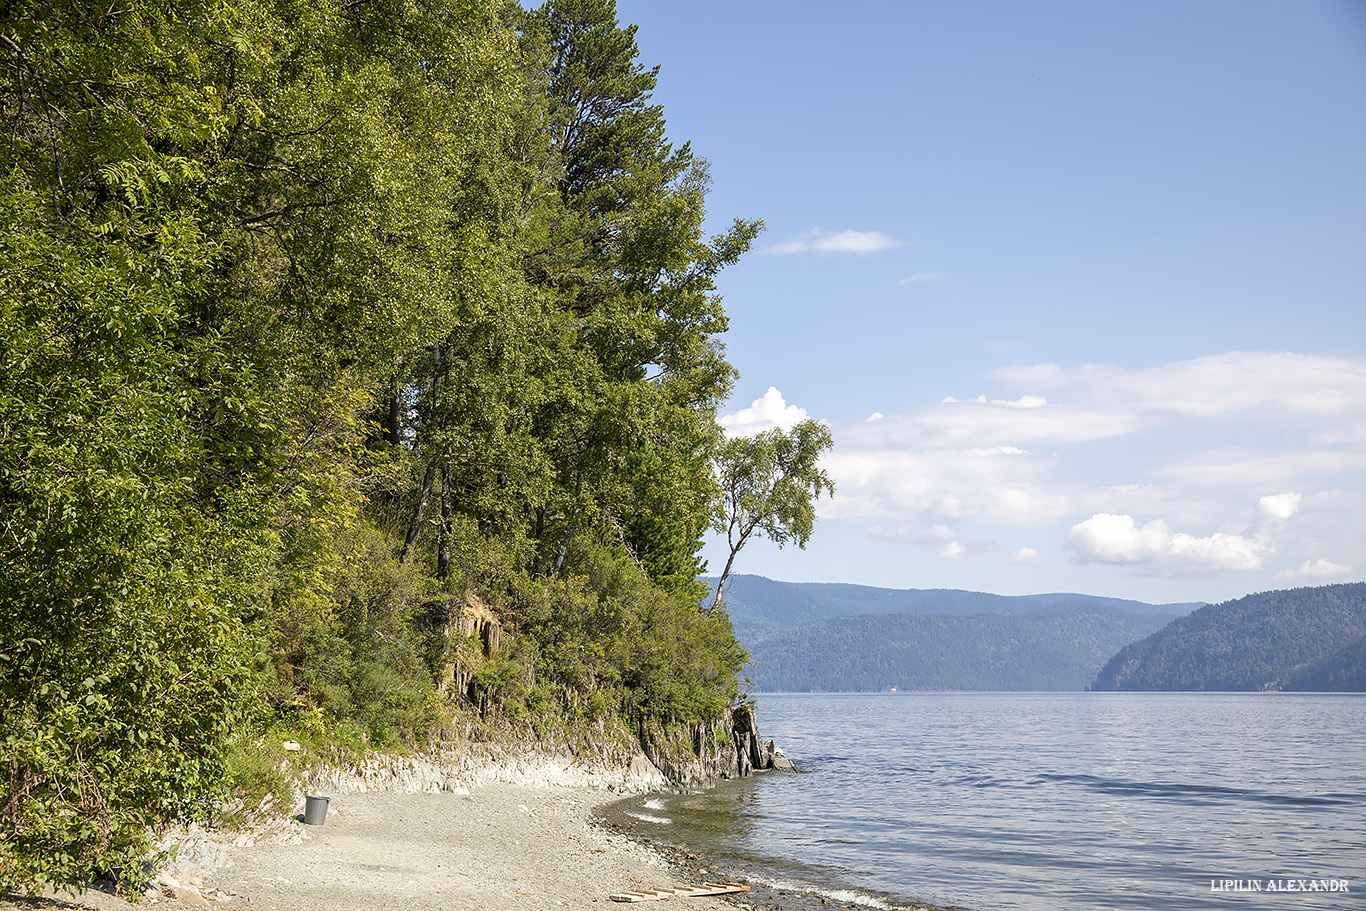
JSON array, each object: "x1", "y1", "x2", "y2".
[{"x1": 1, "y1": 785, "x2": 743, "y2": 911}]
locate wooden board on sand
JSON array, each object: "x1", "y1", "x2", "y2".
[{"x1": 609, "y1": 882, "x2": 752, "y2": 902}]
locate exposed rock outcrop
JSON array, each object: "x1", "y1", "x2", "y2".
[
  {"x1": 418, "y1": 593, "x2": 796, "y2": 787},
  {"x1": 422, "y1": 592, "x2": 507, "y2": 702},
  {"x1": 637, "y1": 703, "x2": 797, "y2": 784}
]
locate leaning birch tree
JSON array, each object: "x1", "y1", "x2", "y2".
[{"x1": 710, "y1": 420, "x2": 835, "y2": 611}]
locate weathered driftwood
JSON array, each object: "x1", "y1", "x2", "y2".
[{"x1": 609, "y1": 882, "x2": 751, "y2": 902}]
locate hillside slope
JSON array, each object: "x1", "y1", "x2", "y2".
[
  {"x1": 1284, "y1": 633, "x2": 1366, "y2": 691},
  {"x1": 744, "y1": 607, "x2": 1171, "y2": 692},
  {"x1": 711, "y1": 574, "x2": 1196, "y2": 642},
  {"x1": 1091, "y1": 583, "x2": 1366, "y2": 691}
]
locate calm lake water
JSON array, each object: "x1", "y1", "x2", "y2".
[{"x1": 616, "y1": 693, "x2": 1366, "y2": 911}]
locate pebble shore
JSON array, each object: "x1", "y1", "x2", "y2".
[
  {"x1": 1, "y1": 753, "x2": 918, "y2": 911},
  {"x1": 2, "y1": 783, "x2": 738, "y2": 911}
]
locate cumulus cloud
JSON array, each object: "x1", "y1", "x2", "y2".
[
  {"x1": 762, "y1": 228, "x2": 903, "y2": 255},
  {"x1": 936, "y1": 537, "x2": 997, "y2": 561},
  {"x1": 1274, "y1": 559, "x2": 1354, "y2": 582},
  {"x1": 1010, "y1": 547, "x2": 1040, "y2": 564},
  {"x1": 938, "y1": 541, "x2": 968, "y2": 560},
  {"x1": 898, "y1": 272, "x2": 947, "y2": 285},
  {"x1": 816, "y1": 351, "x2": 1366, "y2": 587},
  {"x1": 1258, "y1": 492, "x2": 1302, "y2": 522},
  {"x1": 718, "y1": 387, "x2": 809, "y2": 436},
  {"x1": 865, "y1": 412, "x2": 885, "y2": 422},
  {"x1": 1066, "y1": 513, "x2": 1266, "y2": 574}
]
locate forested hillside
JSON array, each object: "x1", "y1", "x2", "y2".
[
  {"x1": 1091, "y1": 584, "x2": 1366, "y2": 691},
  {"x1": 0, "y1": 0, "x2": 780, "y2": 890},
  {"x1": 1283, "y1": 633, "x2": 1366, "y2": 691},
  {"x1": 746, "y1": 607, "x2": 1170, "y2": 692},
  {"x1": 713, "y1": 575, "x2": 1188, "y2": 692},
  {"x1": 713, "y1": 574, "x2": 1194, "y2": 641}
]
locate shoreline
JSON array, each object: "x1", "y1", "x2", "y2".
[
  {"x1": 0, "y1": 706, "x2": 806, "y2": 911},
  {"x1": 2, "y1": 781, "x2": 737, "y2": 911},
  {"x1": 0, "y1": 738, "x2": 935, "y2": 911},
  {"x1": 0, "y1": 779, "x2": 928, "y2": 911},
  {"x1": 594, "y1": 790, "x2": 945, "y2": 911}
]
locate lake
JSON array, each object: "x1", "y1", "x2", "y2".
[{"x1": 611, "y1": 692, "x2": 1366, "y2": 910}]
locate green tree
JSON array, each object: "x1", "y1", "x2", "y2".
[
  {"x1": 711, "y1": 420, "x2": 835, "y2": 611},
  {"x1": 2, "y1": 0, "x2": 762, "y2": 889},
  {"x1": 0, "y1": 174, "x2": 261, "y2": 894},
  {"x1": 514, "y1": 0, "x2": 761, "y2": 591},
  {"x1": 0, "y1": 0, "x2": 524, "y2": 888}
]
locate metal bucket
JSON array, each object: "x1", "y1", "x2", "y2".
[{"x1": 303, "y1": 795, "x2": 329, "y2": 826}]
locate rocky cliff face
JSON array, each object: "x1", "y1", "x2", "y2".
[
  {"x1": 427, "y1": 593, "x2": 796, "y2": 787},
  {"x1": 285, "y1": 701, "x2": 796, "y2": 803},
  {"x1": 636, "y1": 704, "x2": 796, "y2": 785}
]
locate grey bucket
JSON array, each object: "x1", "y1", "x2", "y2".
[{"x1": 303, "y1": 795, "x2": 329, "y2": 826}]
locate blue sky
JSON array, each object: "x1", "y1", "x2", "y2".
[{"x1": 615, "y1": 0, "x2": 1366, "y2": 605}]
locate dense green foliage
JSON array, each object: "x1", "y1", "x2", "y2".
[
  {"x1": 1, "y1": 0, "x2": 767, "y2": 891},
  {"x1": 1091, "y1": 584, "x2": 1366, "y2": 691},
  {"x1": 743, "y1": 607, "x2": 1169, "y2": 693}
]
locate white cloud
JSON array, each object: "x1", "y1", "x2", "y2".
[
  {"x1": 898, "y1": 272, "x2": 947, "y2": 285},
  {"x1": 940, "y1": 394, "x2": 1048, "y2": 408},
  {"x1": 938, "y1": 541, "x2": 968, "y2": 560},
  {"x1": 865, "y1": 412, "x2": 885, "y2": 422},
  {"x1": 993, "y1": 351, "x2": 1366, "y2": 422},
  {"x1": 762, "y1": 228, "x2": 903, "y2": 255},
  {"x1": 844, "y1": 396, "x2": 1135, "y2": 451},
  {"x1": 1156, "y1": 450, "x2": 1365, "y2": 488},
  {"x1": 1257, "y1": 492, "x2": 1302, "y2": 523},
  {"x1": 1010, "y1": 547, "x2": 1040, "y2": 564},
  {"x1": 845, "y1": 352, "x2": 1366, "y2": 456},
  {"x1": 933, "y1": 536, "x2": 997, "y2": 561},
  {"x1": 1273, "y1": 559, "x2": 1354, "y2": 582},
  {"x1": 815, "y1": 351, "x2": 1366, "y2": 588},
  {"x1": 718, "y1": 386, "x2": 809, "y2": 436},
  {"x1": 823, "y1": 444, "x2": 1072, "y2": 527},
  {"x1": 1067, "y1": 514, "x2": 1176, "y2": 564},
  {"x1": 1066, "y1": 513, "x2": 1266, "y2": 574}
]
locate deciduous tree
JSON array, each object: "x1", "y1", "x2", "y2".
[{"x1": 711, "y1": 421, "x2": 835, "y2": 611}]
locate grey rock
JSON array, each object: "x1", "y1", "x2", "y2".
[{"x1": 769, "y1": 744, "x2": 797, "y2": 773}]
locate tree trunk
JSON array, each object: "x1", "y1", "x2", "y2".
[
  {"x1": 710, "y1": 520, "x2": 756, "y2": 612},
  {"x1": 385, "y1": 380, "x2": 402, "y2": 447},
  {"x1": 401, "y1": 463, "x2": 437, "y2": 563},
  {"x1": 437, "y1": 459, "x2": 453, "y2": 585},
  {"x1": 710, "y1": 547, "x2": 740, "y2": 613},
  {"x1": 552, "y1": 472, "x2": 583, "y2": 574},
  {"x1": 400, "y1": 344, "x2": 444, "y2": 563}
]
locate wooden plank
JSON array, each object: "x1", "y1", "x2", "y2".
[
  {"x1": 694, "y1": 883, "x2": 752, "y2": 895},
  {"x1": 609, "y1": 883, "x2": 751, "y2": 902}
]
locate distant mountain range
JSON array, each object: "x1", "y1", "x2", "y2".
[
  {"x1": 1091, "y1": 583, "x2": 1366, "y2": 692},
  {"x1": 714, "y1": 575, "x2": 1366, "y2": 693},
  {"x1": 709, "y1": 575, "x2": 1200, "y2": 692}
]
